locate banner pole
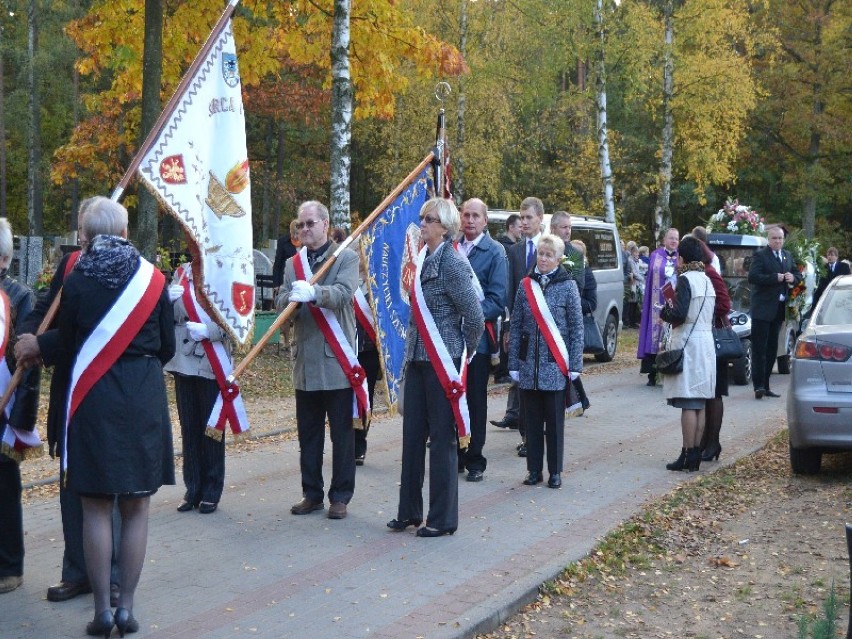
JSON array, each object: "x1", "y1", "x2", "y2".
[
  {"x1": 228, "y1": 151, "x2": 435, "y2": 384},
  {"x1": 111, "y1": 0, "x2": 242, "y2": 201}
]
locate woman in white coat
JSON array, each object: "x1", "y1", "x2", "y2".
[{"x1": 659, "y1": 236, "x2": 716, "y2": 472}]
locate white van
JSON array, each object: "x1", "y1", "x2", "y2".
[{"x1": 487, "y1": 211, "x2": 624, "y2": 362}]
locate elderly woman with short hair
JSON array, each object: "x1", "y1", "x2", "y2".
[
  {"x1": 388, "y1": 198, "x2": 484, "y2": 538},
  {"x1": 57, "y1": 197, "x2": 175, "y2": 637},
  {"x1": 508, "y1": 234, "x2": 584, "y2": 489}
]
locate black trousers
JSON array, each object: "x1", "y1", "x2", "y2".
[
  {"x1": 295, "y1": 387, "x2": 355, "y2": 505},
  {"x1": 751, "y1": 302, "x2": 785, "y2": 391},
  {"x1": 519, "y1": 388, "x2": 566, "y2": 475},
  {"x1": 354, "y1": 348, "x2": 381, "y2": 458},
  {"x1": 174, "y1": 374, "x2": 226, "y2": 505},
  {"x1": 397, "y1": 361, "x2": 459, "y2": 531},
  {"x1": 460, "y1": 352, "x2": 490, "y2": 472},
  {"x1": 0, "y1": 457, "x2": 23, "y2": 578}
]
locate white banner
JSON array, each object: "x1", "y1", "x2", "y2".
[{"x1": 137, "y1": 20, "x2": 254, "y2": 345}]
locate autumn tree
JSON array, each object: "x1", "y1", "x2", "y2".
[{"x1": 748, "y1": 0, "x2": 851, "y2": 240}]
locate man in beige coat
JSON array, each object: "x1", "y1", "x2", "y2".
[{"x1": 276, "y1": 201, "x2": 359, "y2": 520}]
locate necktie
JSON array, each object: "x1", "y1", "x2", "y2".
[
  {"x1": 776, "y1": 251, "x2": 782, "y2": 263},
  {"x1": 540, "y1": 274, "x2": 549, "y2": 288},
  {"x1": 464, "y1": 240, "x2": 474, "y2": 257},
  {"x1": 526, "y1": 239, "x2": 534, "y2": 269}
]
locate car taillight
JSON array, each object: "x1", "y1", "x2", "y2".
[{"x1": 795, "y1": 338, "x2": 852, "y2": 362}]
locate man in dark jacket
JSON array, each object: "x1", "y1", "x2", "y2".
[
  {"x1": 457, "y1": 198, "x2": 507, "y2": 482},
  {"x1": 0, "y1": 218, "x2": 41, "y2": 595},
  {"x1": 272, "y1": 219, "x2": 301, "y2": 289},
  {"x1": 748, "y1": 227, "x2": 802, "y2": 399}
]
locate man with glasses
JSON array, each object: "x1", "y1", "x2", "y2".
[
  {"x1": 490, "y1": 197, "x2": 545, "y2": 457},
  {"x1": 276, "y1": 201, "x2": 360, "y2": 520}
]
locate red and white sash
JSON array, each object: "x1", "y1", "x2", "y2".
[
  {"x1": 522, "y1": 277, "x2": 570, "y2": 378},
  {"x1": 176, "y1": 265, "x2": 249, "y2": 441},
  {"x1": 293, "y1": 248, "x2": 370, "y2": 420},
  {"x1": 63, "y1": 258, "x2": 165, "y2": 473},
  {"x1": 0, "y1": 291, "x2": 42, "y2": 462},
  {"x1": 410, "y1": 245, "x2": 471, "y2": 447},
  {"x1": 353, "y1": 287, "x2": 377, "y2": 345}
]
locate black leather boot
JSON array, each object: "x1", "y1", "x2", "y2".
[
  {"x1": 685, "y1": 447, "x2": 702, "y2": 472},
  {"x1": 666, "y1": 448, "x2": 687, "y2": 471}
]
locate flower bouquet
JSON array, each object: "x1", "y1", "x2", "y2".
[
  {"x1": 33, "y1": 267, "x2": 54, "y2": 292},
  {"x1": 707, "y1": 198, "x2": 765, "y2": 236},
  {"x1": 784, "y1": 231, "x2": 819, "y2": 321}
]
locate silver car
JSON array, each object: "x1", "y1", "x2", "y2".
[{"x1": 787, "y1": 274, "x2": 852, "y2": 474}]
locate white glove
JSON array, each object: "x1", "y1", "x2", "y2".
[
  {"x1": 570, "y1": 371, "x2": 580, "y2": 381},
  {"x1": 289, "y1": 281, "x2": 317, "y2": 303},
  {"x1": 168, "y1": 285, "x2": 185, "y2": 303},
  {"x1": 509, "y1": 371, "x2": 519, "y2": 382},
  {"x1": 186, "y1": 321, "x2": 210, "y2": 342}
]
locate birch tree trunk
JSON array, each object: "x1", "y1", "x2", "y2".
[
  {"x1": 594, "y1": 0, "x2": 615, "y2": 224},
  {"x1": 137, "y1": 0, "x2": 163, "y2": 260},
  {"x1": 330, "y1": 0, "x2": 352, "y2": 229},
  {"x1": 654, "y1": 0, "x2": 675, "y2": 240},
  {"x1": 454, "y1": 0, "x2": 468, "y2": 203},
  {"x1": 273, "y1": 120, "x2": 285, "y2": 237},
  {"x1": 27, "y1": 0, "x2": 43, "y2": 235}
]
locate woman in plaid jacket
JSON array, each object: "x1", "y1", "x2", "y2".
[
  {"x1": 389, "y1": 198, "x2": 484, "y2": 538},
  {"x1": 508, "y1": 234, "x2": 583, "y2": 489}
]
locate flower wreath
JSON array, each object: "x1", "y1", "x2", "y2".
[{"x1": 707, "y1": 198, "x2": 765, "y2": 236}]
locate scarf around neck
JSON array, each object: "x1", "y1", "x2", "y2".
[{"x1": 77, "y1": 235, "x2": 139, "y2": 289}]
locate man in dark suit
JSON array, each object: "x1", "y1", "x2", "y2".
[
  {"x1": 276, "y1": 201, "x2": 359, "y2": 520},
  {"x1": 748, "y1": 227, "x2": 803, "y2": 399},
  {"x1": 497, "y1": 214, "x2": 521, "y2": 252},
  {"x1": 271, "y1": 219, "x2": 301, "y2": 289},
  {"x1": 493, "y1": 217, "x2": 520, "y2": 384},
  {"x1": 550, "y1": 211, "x2": 585, "y2": 299},
  {"x1": 813, "y1": 246, "x2": 850, "y2": 305},
  {"x1": 458, "y1": 198, "x2": 507, "y2": 482},
  {"x1": 490, "y1": 197, "x2": 545, "y2": 457}
]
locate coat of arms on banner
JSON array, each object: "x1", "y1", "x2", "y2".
[
  {"x1": 399, "y1": 223, "x2": 421, "y2": 304},
  {"x1": 137, "y1": 21, "x2": 254, "y2": 345}
]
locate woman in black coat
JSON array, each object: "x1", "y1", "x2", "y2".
[{"x1": 57, "y1": 198, "x2": 175, "y2": 638}]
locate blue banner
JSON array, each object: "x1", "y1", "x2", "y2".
[{"x1": 361, "y1": 168, "x2": 433, "y2": 409}]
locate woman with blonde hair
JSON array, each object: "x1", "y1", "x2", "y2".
[{"x1": 388, "y1": 198, "x2": 483, "y2": 537}]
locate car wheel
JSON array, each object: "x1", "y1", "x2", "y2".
[
  {"x1": 731, "y1": 338, "x2": 752, "y2": 386},
  {"x1": 777, "y1": 330, "x2": 795, "y2": 375},
  {"x1": 594, "y1": 313, "x2": 618, "y2": 363},
  {"x1": 789, "y1": 444, "x2": 822, "y2": 475}
]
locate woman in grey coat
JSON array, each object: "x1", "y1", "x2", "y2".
[
  {"x1": 388, "y1": 198, "x2": 484, "y2": 538},
  {"x1": 164, "y1": 264, "x2": 233, "y2": 514},
  {"x1": 509, "y1": 235, "x2": 584, "y2": 489}
]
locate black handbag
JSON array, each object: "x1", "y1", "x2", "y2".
[
  {"x1": 655, "y1": 348, "x2": 685, "y2": 374},
  {"x1": 582, "y1": 314, "x2": 605, "y2": 354},
  {"x1": 712, "y1": 326, "x2": 743, "y2": 360}
]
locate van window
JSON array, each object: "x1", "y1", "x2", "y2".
[{"x1": 572, "y1": 228, "x2": 618, "y2": 270}]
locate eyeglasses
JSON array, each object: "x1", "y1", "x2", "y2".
[
  {"x1": 295, "y1": 219, "x2": 322, "y2": 230},
  {"x1": 420, "y1": 214, "x2": 441, "y2": 225}
]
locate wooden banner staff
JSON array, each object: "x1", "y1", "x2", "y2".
[
  {"x1": 227, "y1": 151, "x2": 436, "y2": 384},
  {"x1": 110, "y1": 0, "x2": 242, "y2": 202},
  {"x1": 0, "y1": 292, "x2": 64, "y2": 414}
]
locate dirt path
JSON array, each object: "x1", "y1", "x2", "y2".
[{"x1": 478, "y1": 434, "x2": 852, "y2": 639}]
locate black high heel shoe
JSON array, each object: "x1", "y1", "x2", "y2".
[
  {"x1": 387, "y1": 518, "x2": 422, "y2": 531},
  {"x1": 86, "y1": 610, "x2": 114, "y2": 638},
  {"x1": 701, "y1": 442, "x2": 722, "y2": 462},
  {"x1": 114, "y1": 607, "x2": 139, "y2": 637}
]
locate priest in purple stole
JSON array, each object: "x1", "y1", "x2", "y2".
[{"x1": 637, "y1": 228, "x2": 680, "y2": 385}]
